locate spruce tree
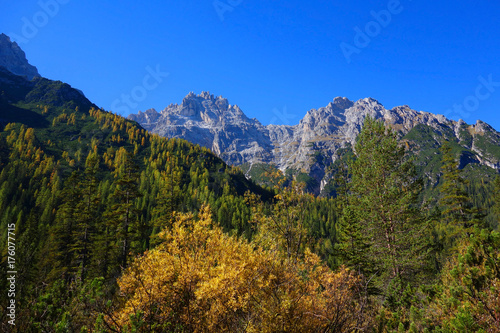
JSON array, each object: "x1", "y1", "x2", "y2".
[
  {"x1": 335, "y1": 206, "x2": 374, "y2": 278},
  {"x1": 51, "y1": 171, "x2": 82, "y2": 281}
]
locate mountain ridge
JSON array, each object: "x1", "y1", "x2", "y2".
[
  {"x1": 128, "y1": 91, "x2": 500, "y2": 194},
  {"x1": 0, "y1": 33, "x2": 40, "y2": 80}
]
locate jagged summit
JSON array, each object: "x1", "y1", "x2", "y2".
[
  {"x1": 331, "y1": 96, "x2": 354, "y2": 109},
  {"x1": 128, "y1": 92, "x2": 270, "y2": 163},
  {"x1": 0, "y1": 33, "x2": 40, "y2": 80},
  {"x1": 129, "y1": 92, "x2": 500, "y2": 194},
  {"x1": 129, "y1": 91, "x2": 249, "y2": 126}
]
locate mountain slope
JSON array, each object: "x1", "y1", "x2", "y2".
[
  {"x1": 129, "y1": 92, "x2": 500, "y2": 194},
  {"x1": 129, "y1": 91, "x2": 274, "y2": 165},
  {"x1": 0, "y1": 33, "x2": 40, "y2": 80},
  {"x1": 0, "y1": 63, "x2": 279, "y2": 331}
]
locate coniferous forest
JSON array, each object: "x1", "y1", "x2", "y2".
[{"x1": 1, "y1": 68, "x2": 500, "y2": 332}]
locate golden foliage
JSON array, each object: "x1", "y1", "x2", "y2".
[{"x1": 113, "y1": 206, "x2": 364, "y2": 332}]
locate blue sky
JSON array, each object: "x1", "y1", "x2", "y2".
[{"x1": 1, "y1": 0, "x2": 499, "y2": 130}]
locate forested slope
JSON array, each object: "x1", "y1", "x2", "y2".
[
  {"x1": 0, "y1": 68, "x2": 276, "y2": 330},
  {"x1": 1, "y1": 67, "x2": 499, "y2": 332}
]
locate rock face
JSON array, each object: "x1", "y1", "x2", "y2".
[
  {"x1": 129, "y1": 92, "x2": 500, "y2": 194},
  {"x1": 129, "y1": 92, "x2": 274, "y2": 166},
  {"x1": 0, "y1": 33, "x2": 40, "y2": 80}
]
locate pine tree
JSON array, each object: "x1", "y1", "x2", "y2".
[
  {"x1": 71, "y1": 152, "x2": 101, "y2": 282},
  {"x1": 345, "y1": 116, "x2": 428, "y2": 301},
  {"x1": 106, "y1": 151, "x2": 142, "y2": 269},
  {"x1": 439, "y1": 141, "x2": 474, "y2": 230}
]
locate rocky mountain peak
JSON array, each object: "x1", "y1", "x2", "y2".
[
  {"x1": 129, "y1": 92, "x2": 500, "y2": 195},
  {"x1": 331, "y1": 96, "x2": 354, "y2": 109},
  {"x1": 355, "y1": 97, "x2": 385, "y2": 111},
  {"x1": 474, "y1": 120, "x2": 493, "y2": 135},
  {"x1": 130, "y1": 108, "x2": 161, "y2": 125},
  {"x1": 0, "y1": 33, "x2": 40, "y2": 80}
]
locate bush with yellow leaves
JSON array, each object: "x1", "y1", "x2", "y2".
[{"x1": 110, "y1": 205, "x2": 366, "y2": 332}]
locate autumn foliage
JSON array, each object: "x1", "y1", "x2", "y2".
[{"x1": 112, "y1": 206, "x2": 366, "y2": 332}]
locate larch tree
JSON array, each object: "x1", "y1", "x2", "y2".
[{"x1": 252, "y1": 176, "x2": 312, "y2": 264}]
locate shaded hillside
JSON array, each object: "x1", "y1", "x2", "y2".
[{"x1": 0, "y1": 69, "x2": 274, "y2": 331}]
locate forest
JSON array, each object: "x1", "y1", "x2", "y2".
[{"x1": 0, "y1": 74, "x2": 500, "y2": 332}]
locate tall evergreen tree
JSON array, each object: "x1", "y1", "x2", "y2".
[
  {"x1": 51, "y1": 171, "x2": 82, "y2": 281},
  {"x1": 106, "y1": 150, "x2": 142, "y2": 269},
  {"x1": 333, "y1": 152, "x2": 375, "y2": 277},
  {"x1": 343, "y1": 116, "x2": 428, "y2": 302},
  {"x1": 335, "y1": 206, "x2": 374, "y2": 279},
  {"x1": 439, "y1": 141, "x2": 474, "y2": 230},
  {"x1": 71, "y1": 152, "x2": 101, "y2": 282}
]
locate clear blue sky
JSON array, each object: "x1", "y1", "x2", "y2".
[{"x1": 1, "y1": 0, "x2": 499, "y2": 130}]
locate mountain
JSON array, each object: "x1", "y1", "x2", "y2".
[
  {"x1": 0, "y1": 64, "x2": 268, "y2": 199},
  {"x1": 129, "y1": 92, "x2": 274, "y2": 166},
  {"x1": 2, "y1": 32, "x2": 500, "y2": 333},
  {"x1": 0, "y1": 33, "x2": 40, "y2": 80},
  {"x1": 0, "y1": 44, "x2": 278, "y2": 330},
  {"x1": 129, "y1": 92, "x2": 500, "y2": 195}
]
